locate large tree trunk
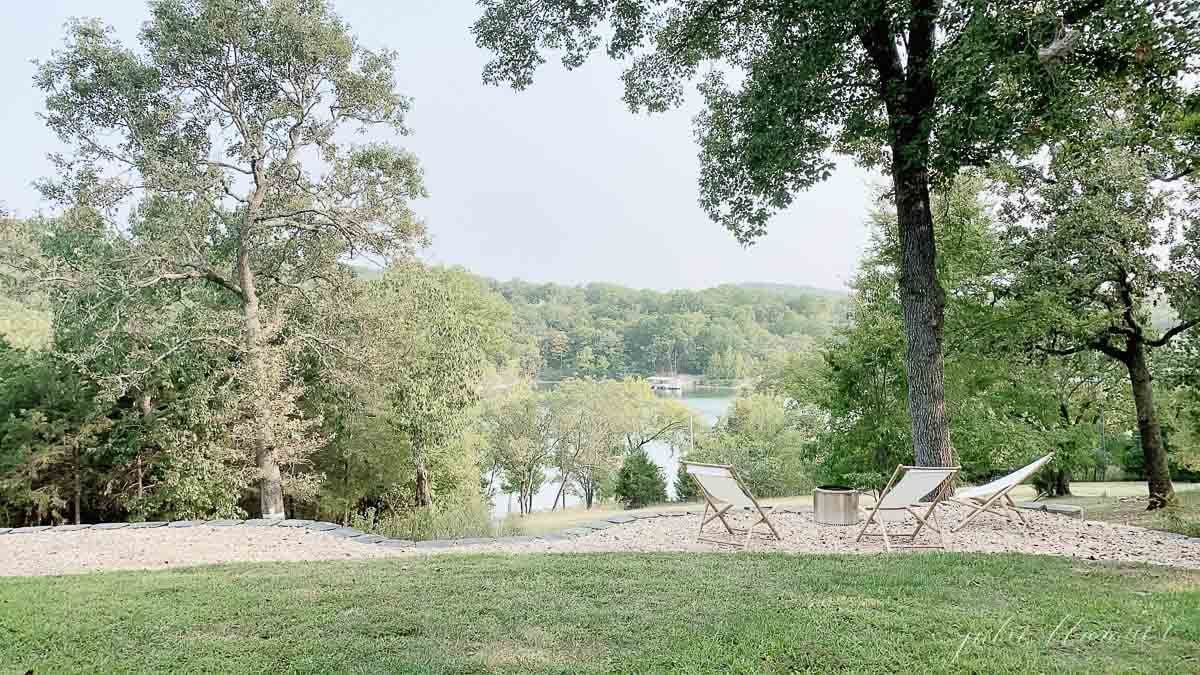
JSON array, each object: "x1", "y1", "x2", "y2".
[
  {"x1": 863, "y1": 6, "x2": 953, "y2": 469},
  {"x1": 239, "y1": 251, "x2": 286, "y2": 520},
  {"x1": 893, "y1": 162, "x2": 954, "y2": 467},
  {"x1": 1126, "y1": 341, "x2": 1175, "y2": 510}
]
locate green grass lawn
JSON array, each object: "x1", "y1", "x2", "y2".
[{"x1": 2, "y1": 554, "x2": 1197, "y2": 673}]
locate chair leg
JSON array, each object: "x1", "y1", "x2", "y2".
[
  {"x1": 952, "y1": 491, "x2": 1006, "y2": 533},
  {"x1": 932, "y1": 505, "x2": 947, "y2": 549},
  {"x1": 1004, "y1": 494, "x2": 1030, "y2": 527},
  {"x1": 878, "y1": 517, "x2": 892, "y2": 552},
  {"x1": 754, "y1": 506, "x2": 780, "y2": 540},
  {"x1": 856, "y1": 509, "x2": 877, "y2": 543}
]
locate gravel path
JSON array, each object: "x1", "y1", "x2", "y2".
[
  {"x1": 471, "y1": 506, "x2": 1200, "y2": 570},
  {"x1": 0, "y1": 526, "x2": 395, "y2": 577},
  {"x1": 2, "y1": 504, "x2": 1197, "y2": 577}
]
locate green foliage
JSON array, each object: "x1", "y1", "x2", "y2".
[
  {"x1": 992, "y1": 117, "x2": 1200, "y2": 506},
  {"x1": 493, "y1": 279, "x2": 845, "y2": 381},
  {"x1": 15, "y1": 0, "x2": 431, "y2": 519},
  {"x1": 350, "y1": 496, "x2": 513, "y2": 542},
  {"x1": 765, "y1": 179, "x2": 1123, "y2": 492},
  {"x1": 473, "y1": 2, "x2": 1195, "y2": 240},
  {"x1": 687, "y1": 394, "x2": 815, "y2": 498},
  {"x1": 613, "y1": 447, "x2": 666, "y2": 509},
  {"x1": 673, "y1": 464, "x2": 699, "y2": 503},
  {"x1": 478, "y1": 378, "x2": 692, "y2": 513}
]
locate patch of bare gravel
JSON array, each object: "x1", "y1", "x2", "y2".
[
  {"x1": 0, "y1": 526, "x2": 394, "y2": 577},
  {"x1": 3, "y1": 505, "x2": 1197, "y2": 577},
  {"x1": 464, "y1": 505, "x2": 1199, "y2": 569}
]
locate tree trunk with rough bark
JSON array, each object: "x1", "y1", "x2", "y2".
[
  {"x1": 73, "y1": 442, "x2": 81, "y2": 525},
  {"x1": 1126, "y1": 341, "x2": 1175, "y2": 510},
  {"x1": 414, "y1": 452, "x2": 434, "y2": 507},
  {"x1": 239, "y1": 247, "x2": 285, "y2": 519},
  {"x1": 863, "y1": 5, "x2": 954, "y2": 470},
  {"x1": 893, "y1": 162, "x2": 954, "y2": 468},
  {"x1": 137, "y1": 391, "x2": 152, "y2": 500}
]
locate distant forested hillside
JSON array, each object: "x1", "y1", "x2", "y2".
[{"x1": 486, "y1": 278, "x2": 849, "y2": 381}]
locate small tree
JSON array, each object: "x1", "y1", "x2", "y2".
[
  {"x1": 673, "y1": 464, "x2": 699, "y2": 503},
  {"x1": 614, "y1": 447, "x2": 667, "y2": 509}
]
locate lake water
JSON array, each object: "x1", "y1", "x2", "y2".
[{"x1": 491, "y1": 388, "x2": 737, "y2": 516}]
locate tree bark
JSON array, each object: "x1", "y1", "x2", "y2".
[
  {"x1": 413, "y1": 450, "x2": 433, "y2": 507},
  {"x1": 238, "y1": 159, "x2": 286, "y2": 520},
  {"x1": 239, "y1": 245, "x2": 285, "y2": 519},
  {"x1": 137, "y1": 391, "x2": 152, "y2": 501},
  {"x1": 862, "y1": 3, "x2": 954, "y2": 469},
  {"x1": 1126, "y1": 341, "x2": 1175, "y2": 510},
  {"x1": 73, "y1": 442, "x2": 81, "y2": 525},
  {"x1": 893, "y1": 163, "x2": 953, "y2": 467}
]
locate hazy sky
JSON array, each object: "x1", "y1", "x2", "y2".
[{"x1": 0, "y1": 1, "x2": 878, "y2": 291}]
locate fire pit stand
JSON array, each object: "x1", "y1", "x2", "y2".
[{"x1": 813, "y1": 485, "x2": 861, "y2": 525}]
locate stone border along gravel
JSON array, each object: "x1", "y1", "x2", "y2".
[{"x1": 0, "y1": 501, "x2": 1131, "y2": 548}]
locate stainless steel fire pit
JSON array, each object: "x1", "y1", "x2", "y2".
[{"x1": 813, "y1": 485, "x2": 860, "y2": 525}]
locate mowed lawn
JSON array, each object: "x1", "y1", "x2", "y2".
[{"x1": 1, "y1": 554, "x2": 1198, "y2": 673}]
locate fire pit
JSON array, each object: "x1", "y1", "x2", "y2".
[{"x1": 813, "y1": 485, "x2": 860, "y2": 525}]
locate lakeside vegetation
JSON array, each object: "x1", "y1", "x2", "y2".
[{"x1": 491, "y1": 278, "x2": 847, "y2": 382}]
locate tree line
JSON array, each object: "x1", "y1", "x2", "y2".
[{"x1": 490, "y1": 279, "x2": 847, "y2": 382}]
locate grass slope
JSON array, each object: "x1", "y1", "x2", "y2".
[{"x1": 1, "y1": 554, "x2": 1197, "y2": 673}]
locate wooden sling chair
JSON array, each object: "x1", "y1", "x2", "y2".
[
  {"x1": 950, "y1": 453, "x2": 1055, "y2": 533},
  {"x1": 856, "y1": 464, "x2": 959, "y2": 551},
  {"x1": 682, "y1": 462, "x2": 780, "y2": 549}
]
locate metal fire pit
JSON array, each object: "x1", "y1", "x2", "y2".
[{"x1": 813, "y1": 485, "x2": 860, "y2": 525}]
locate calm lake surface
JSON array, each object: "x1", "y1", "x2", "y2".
[{"x1": 491, "y1": 388, "x2": 737, "y2": 516}]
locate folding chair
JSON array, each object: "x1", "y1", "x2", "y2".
[
  {"x1": 682, "y1": 462, "x2": 780, "y2": 549},
  {"x1": 951, "y1": 453, "x2": 1055, "y2": 533},
  {"x1": 856, "y1": 464, "x2": 959, "y2": 551}
]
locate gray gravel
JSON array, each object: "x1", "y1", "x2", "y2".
[{"x1": 3, "y1": 504, "x2": 1195, "y2": 577}]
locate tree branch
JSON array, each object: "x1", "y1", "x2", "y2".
[{"x1": 1146, "y1": 319, "x2": 1198, "y2": 348}]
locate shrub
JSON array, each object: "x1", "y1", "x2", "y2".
[
  {"x1": 689, "y1": 395, "x2": 815, "y2": 497},
  {"x1": 351, "y1": 495, "x2": 514, "y2": 541},
  {"x1": 614, "y1": 448, "x2": 667, "y2": 508},
  {"x1": 673, "y1": 464, "x2": 700, "y2": 502}
]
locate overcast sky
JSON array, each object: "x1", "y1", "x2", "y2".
[{"x1": 0, "y1": 0, "x2": 878, "y2": 291}]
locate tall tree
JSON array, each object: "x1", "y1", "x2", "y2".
[
  {"x1": 472, "y1": 0, "x2": 1198, "y2": 466},
  {"x1": 364, "y1": 265, "x2": 504, "y2": 507},
  {"x1": 29, "y1": 0, "x2": 426, "y2": 518},
  {"x1": 994, "y1": 138, "x2": 1200, "y2": 509}
]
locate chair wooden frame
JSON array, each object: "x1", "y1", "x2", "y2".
[
  {"x1": 952, "y1": 492, "x2": 1030, "y2": 532},
  {"x1": 855, "y1": 464, "x2": 960, "y2": 552},
  {"x1": 683, "y1": 461, "x2": 780, "y2": 549},
  {"x1": 950, "y1": 453, "x2": 1054, "y2": 533}
]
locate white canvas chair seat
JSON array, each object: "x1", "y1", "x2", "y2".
[
  {"x1": 951, "y1": 453, "x2": 1055, "y2": 533},
  {"x1": 683, "y1": 462, "x2": 779, "y2": 549},
  {"x1": 856, "y1": 465, "x2": 959, "y2": 551}
]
